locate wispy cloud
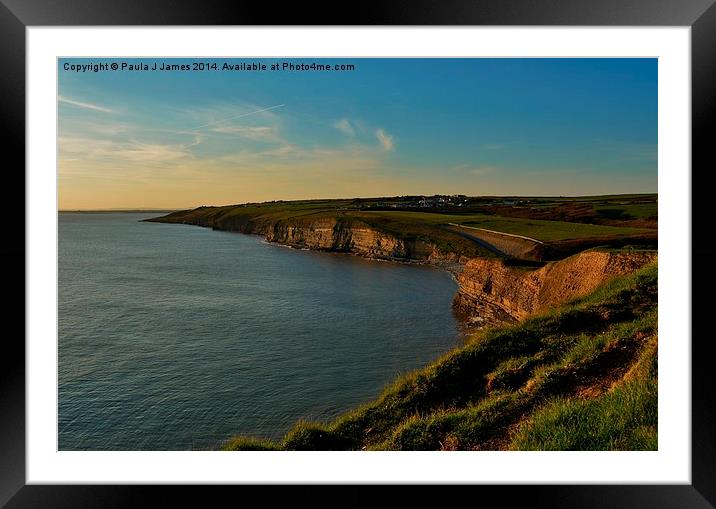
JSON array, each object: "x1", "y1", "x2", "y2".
[
  {"x1": 59, "y1": 136, "x2": 196, "y2": 171},
  {"x1": 220, "y1": 143, "x2": 386, "y2": 170},
  {"x1": 375, "y1": 128, "x2": 394, "y2": 151},
  {"x1": 118, "y1": 142, "x2": 192, "y2": 163},
  {"x1": 58, "y1": 95, "x2": 113, "y2": 113},
  {"x1": 334, "y1": 118, "x2": 356, "y2": 136},
  {"x1": 188, "y1": 104, "x2": 285, "y2": 131},
  {"x1": 210, "y1": 125, "x2": 279, "y2": 141}
]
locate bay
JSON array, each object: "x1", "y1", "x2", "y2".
[{"x1": 58, "y1": 212, "x2": 463, "y2": 450}]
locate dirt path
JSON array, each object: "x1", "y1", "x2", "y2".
[
  {"x1": 443, "y1": 225, "x2": 508, "y2": 257},
  {"x1": 445, "y1": 223, "x2": 543, "y2": 260},
  {"x1": 448, "y1": 223, "x2": 544, "y2": 244}
]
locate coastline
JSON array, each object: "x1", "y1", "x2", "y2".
[{"x1": 145, "y1": 213, "x2": 655, "y2": 330}]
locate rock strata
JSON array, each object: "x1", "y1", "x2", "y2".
[{"x1": 453, "y1": 250, "x2": 657, "y2": 325}]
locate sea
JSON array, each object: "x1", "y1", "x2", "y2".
[{"x1": 58, "y1": 212, "x2": 464, "y2": 450}]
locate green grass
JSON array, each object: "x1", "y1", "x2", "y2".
[
  {"x1": 222, "y1": 436, "x2": 282, "y2": 451},
  {"x1": 223, "y1": 262, "x2": 658, "y2": 451},
  {"x1": 511, "y1": 336, "x2": 657, "y2": 450},
  {"x1": 510, "y1": 378, "x2": 657, "y2": 450}
]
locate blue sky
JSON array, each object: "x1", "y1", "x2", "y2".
[{"x1": 58, "y1": 58, "x2": 657, "y2": 209}]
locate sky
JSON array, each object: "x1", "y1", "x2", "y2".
[{"x1": 58, "y1": 58, "x2": 657, "y2": 210}]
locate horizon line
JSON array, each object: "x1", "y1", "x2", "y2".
[{"x1": 59, "y1": 191, "x2": 658, "y2": 212}]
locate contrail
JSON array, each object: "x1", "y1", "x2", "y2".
[
  {"x1": 188, "y1": 104, "x2": 285, "y2": 131},
  {"x1": 59, "y1": 95, "x2": 113, "y2": 113}
]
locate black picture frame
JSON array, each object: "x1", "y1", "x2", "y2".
[{"x1": 3, "y1": 0, "x2": 714, "y2": 506}]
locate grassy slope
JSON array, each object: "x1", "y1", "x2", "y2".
[{"x1": 224, "y1": 262, "x2": 657, "y2": 451}]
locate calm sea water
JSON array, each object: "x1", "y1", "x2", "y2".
[{"x1": 58, "y1": 212, "x2": 463, "y2": 450}]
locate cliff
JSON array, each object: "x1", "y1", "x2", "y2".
[
  {"x1": 454, "y1": 250, "x2": 657, "y2": 325},
  {"x1": 264, "y1": 217, "x2": 463, "y2": 263},
  {"x1": 148, "y1": 211, "x2": 469, "y2": 264}
]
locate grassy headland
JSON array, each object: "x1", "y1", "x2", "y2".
[{"x1": 149, "y1": 194, "x2": 657, "y2": 262}]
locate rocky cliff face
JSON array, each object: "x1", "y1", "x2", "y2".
[
  {"x1": 265, "y1": 218, "x2": 410, "y2": 258},
  {"x1": 185, "y1": 214, "x2": 464, "y2": 264},
  {"x1": 453, "y1": 250, "x2": 657, "y2": 326},
  {"x1": 266, "y1": 219, "x2": 469, "y2": 264}
]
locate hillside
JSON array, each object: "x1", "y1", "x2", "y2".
[{"x1": 223, "y1": 262, "x2": 657, "y2": 451}]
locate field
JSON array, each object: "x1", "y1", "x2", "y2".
[
  {"x1": 481, "y1": 196, "x2": 657, "y2": 228},
  {"x1": 592, "y1": 202, "x2": 658, "y2": 220},
  {"x1": 355, "y1": 210, "x2": 649, "y2": 242},
  {"x1": 224, "y1": 262, "x2": 658, "y2": 451}
]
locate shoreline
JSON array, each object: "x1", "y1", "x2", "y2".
[{"x1": 147, "y1": 217, "x2": 473, "y2": 327}]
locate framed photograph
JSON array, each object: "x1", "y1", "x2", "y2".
[{"x1": 5, "y1": 0, "x2": 715, "y2": 505}]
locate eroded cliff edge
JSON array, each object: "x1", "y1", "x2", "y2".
[
  {"x1": 148, "y1": 211, "x2": 656, "y2": 328},
  {"x1": 454, "y1": 250, "x2": 657, "y2": 326}
]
